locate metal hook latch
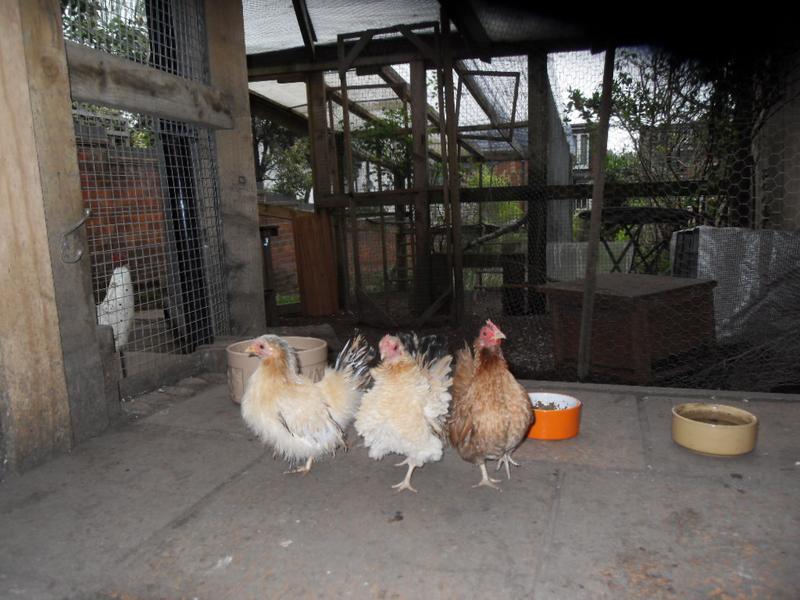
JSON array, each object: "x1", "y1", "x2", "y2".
[{"x1": 61, "y1": 207, "x2": 91, "y2": 264}]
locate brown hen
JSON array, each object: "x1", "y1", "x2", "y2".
[{"x1": 448, "y1": 320, "x2": 534, "y2": 490}]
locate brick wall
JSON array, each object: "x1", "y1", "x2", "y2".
[{"x1": 260, "y1": 215, "x2": 299, "y2": 299}]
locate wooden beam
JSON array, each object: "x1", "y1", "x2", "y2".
[
  {"x1": 291, "y1": 0, "x2": 317, "y2": 58},
  {"x1": 438, "y1": 0, "x2": 492, "y2": 59},
  {"x1": 1, "y1": 0, "x2": 75, "y2": 471},
  {"x1": 442, "y1": 11, "x2": 464, "y2": 321},
  {"x1": 577, "y1": 48, "x2": 616, "y2": 381},
  {"x1": 66, "y1": 42, "x2": 233, "y2": 130},
  {"x1": 411, "y1": 60, "x2": 432, "y2": 314},
  {"x1": 247, "y1": 33, "x2": 600, "y2": 80},
  {"x1": 249, "y1": 91, "x2": 308, "y2": 134},
  {"x1": 459, "y1": 120, "x2": 529, "y2": 132},
  {"x1": 454, "y1": 60, "x2": 526, "y2": 159},
  {"x1": 306, "y1": 72, "x2": 332, "y2": 197},
  {"x1": 527, "y1": 51, "x2": 549, "y2": 314},
  {"x1": 315, "y1": 180, "x2": 718, "y2": 208},
  {"x1": 374, "y1": 65, "x2": 484, "y2": 160}
]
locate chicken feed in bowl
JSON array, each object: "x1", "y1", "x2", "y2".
[{"x1": 528, "y1": 392, "x2": 582, "y2": 440}]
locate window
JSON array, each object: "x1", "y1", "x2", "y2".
[{"x1": 575, "y1": 132, "x2": 590, "y2": 169}]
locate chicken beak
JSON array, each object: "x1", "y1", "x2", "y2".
[
  {"x1": 245, "y1": 343, "x2": 260, "y2": 357},
  {"x1": 494, "y1": 330, "x2": 507, "y2": 341}
]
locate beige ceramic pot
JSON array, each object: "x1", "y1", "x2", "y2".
[
  {"x1": 672, "y1": 403, "x2": 758, "y2": 456},
  {"x1": 226, "y1": 336, "x2": 328, "y2": 404}
]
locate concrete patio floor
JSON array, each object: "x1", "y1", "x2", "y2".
[{"x1": 1, "y1": 373, "x2": 798, "y2": 599}]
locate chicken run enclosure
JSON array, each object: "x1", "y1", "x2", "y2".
[{"x1": 52, "y1": 0, "x2": 800, "y2": 397}]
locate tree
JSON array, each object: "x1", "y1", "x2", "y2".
[
  {"x1": 351, "y1": 107, "x2": 413, "y2": 188},
  {"x1": 564, "y1": 47, "x2": 793, "y2": 226},
  {"x1": 273, "y1": 138, "x2": 313, "y2": 202}
]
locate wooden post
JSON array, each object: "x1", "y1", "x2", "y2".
[
  {"x1": 1, "y1": 0, "x2": 106, "y2": 472},
  {"x1": 411, "y1": 60, "x2": 432, "y2": 314},
  {"x1": 306, "y1": 72, "x2": 332, "y2": 198},
  {"x1": 205, "y1": 0, "x2": 266, "y2": 335},
  {"x1": 527, "y1": 52, "x2": 549, "y2": 314},
  {"x1": 441, "y1": 12, "x2": 464, "y2": 321},
  {"x1": 577, "y1": 48, "x2": 616, "y2": 381},
  {"x1": 337, "y1": 41, "x2": 363, "y2": 315}
]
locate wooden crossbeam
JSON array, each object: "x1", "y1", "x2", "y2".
[
  {"x1": 66, "y1": 42, "x2": 233, "y2": 129},
  {"x1": 454, "y1": 60, "x2": 526, "y2": 159},
  {"x1": 374, "y1": 66, "x2": 484, "y2": 159},
  {"x1": 291, "y1": 0, "x2": 317, "y2": 58},
  {"x1": 315, "y1": 180, "x2": 720, "y2": 208},
  {"x1": 438, "y1": 0, "x2": 492, "y2": 59}
]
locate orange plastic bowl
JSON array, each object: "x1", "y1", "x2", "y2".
[{"x1": 527, "y1": 393, "x2": 582, "y2": 440}]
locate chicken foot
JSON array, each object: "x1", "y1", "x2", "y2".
[
  {"x1": 284, "y1": 457, "x2": 313, "y2": 475},
  {"x1": 391, "y1": 460, "x2": 418, "y2": 493},
  {"x1": 473, "y1": 462, "x2": 502, "y2": 491},
  {"x1": 496, "y1": 453, "x2": 520, "y2": 480}
]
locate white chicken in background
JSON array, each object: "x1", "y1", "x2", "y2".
[
  {"x1": 96, "y1": 255, "x2": 135, "y2": 350},
  {"x1": 354, "y1": 333, "x2": 452, "y2": 493}
]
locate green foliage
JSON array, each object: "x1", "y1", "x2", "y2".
[
  {"x1": 351, "y1": 107, "x2": 413, "y2": 184},
  {"x1": 63, "y1": 2, "x2": 153, "y2": 147},
  {"x1": 604, "y1": 150, "x2": 640, "y2": 183},
  {"x1": 61, "y1": 0, "x2": 149, "y2": 62},
  {"x1": 273, "y1": 138, "x2": 313, "y2": 202}
]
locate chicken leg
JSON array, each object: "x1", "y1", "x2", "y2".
[
  {"x1": 473, "y1": 462, "x2": 502, "y2": 491},
  {"x1": 496, "y1": 453, "x2": 520, "y2": 480},
  {"x1": 284, "y1": 457, "x2": 313, "y2": 475},
  {"x1": 391, "y1": 458, "x2": 417, "y2": 493}
]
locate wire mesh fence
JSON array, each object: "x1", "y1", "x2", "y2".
[
  {"x1": 63, "y1": 0, "x2": 228, "y2": 393},
  {"x1": 299, "y1": 35, "x2": 800, "y2": 393}
]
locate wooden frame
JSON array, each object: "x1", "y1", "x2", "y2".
[{"x1": 66, "y1": 42, "x2": 233, "y2": 130}]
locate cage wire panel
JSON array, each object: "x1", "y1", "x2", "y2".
[
  {"x1": 63, "y1": 0, "x2": 229, "y2": 393},
  {"x1": 242, "y1": 4, "x2": 800, "y2": 392}
]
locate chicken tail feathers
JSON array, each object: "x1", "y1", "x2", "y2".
[
  {"x1": 334, "y1": 333, "x2": 375, "y2": 390},
  {"x1": 397, "y1": 332, "x2": 448, "y2": 369}
]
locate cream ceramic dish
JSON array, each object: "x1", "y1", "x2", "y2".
[
  {"x1": 226, "y1": 336, "x2": 328, "y2": 404},
  {"x1": 671, "y1": 403, "x2": 758, "y2": 456}
]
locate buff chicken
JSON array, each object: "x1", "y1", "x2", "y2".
[
  {"x1": 354, "y1": 333, "x2": 452, "y2": 493},
  {"x1": 448, "y1": 320, "x2": 533, "y2": 490},
  {"x1": 241, "y1": 334, "x2": 374, "y2": 474}
]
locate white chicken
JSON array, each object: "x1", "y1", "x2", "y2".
[
  {"x1": 241, "y1": 334, "x2": 375, "y2": 474},
  {"x1": 354, "y1": 333, "x2": 452, "y2": 493},
  {"x1": 96, "y1": 262, "x2": 135, "y2": 350}
]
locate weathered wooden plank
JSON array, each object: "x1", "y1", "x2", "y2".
[
  {"x1": 315, "y1": 180, "x2": 718, "y2": 208},
  {"x1": 247, "y1": 33, "x2": 599, "y2": 79},
  {"x1": 306, "y1": 71, "x2": 332, "y2": 197},
  {"x1": 442, "y1": 12, "x2": 464, "y2": 321},
  {"x1": 65, "y1": 41, "x2": 233, "y2": 129},
  {"x1": 411, "y1": 60, "x2": 432, "y2": 314},
  {"x1": 454, "y1": 60, "x2": 526, "y2": 159},
  {"x1": 1, "y1": 0, "x2": 83, "y2": 472},
  {"x1": 293, "y1": 212, "x2": 339, "y2": 316},
  {"x1": 528, "y1": 51, "x2": 548, "y2": 314},
  {"x1": 250, "y1": 91, "x2": 307, "y2": 134}
]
